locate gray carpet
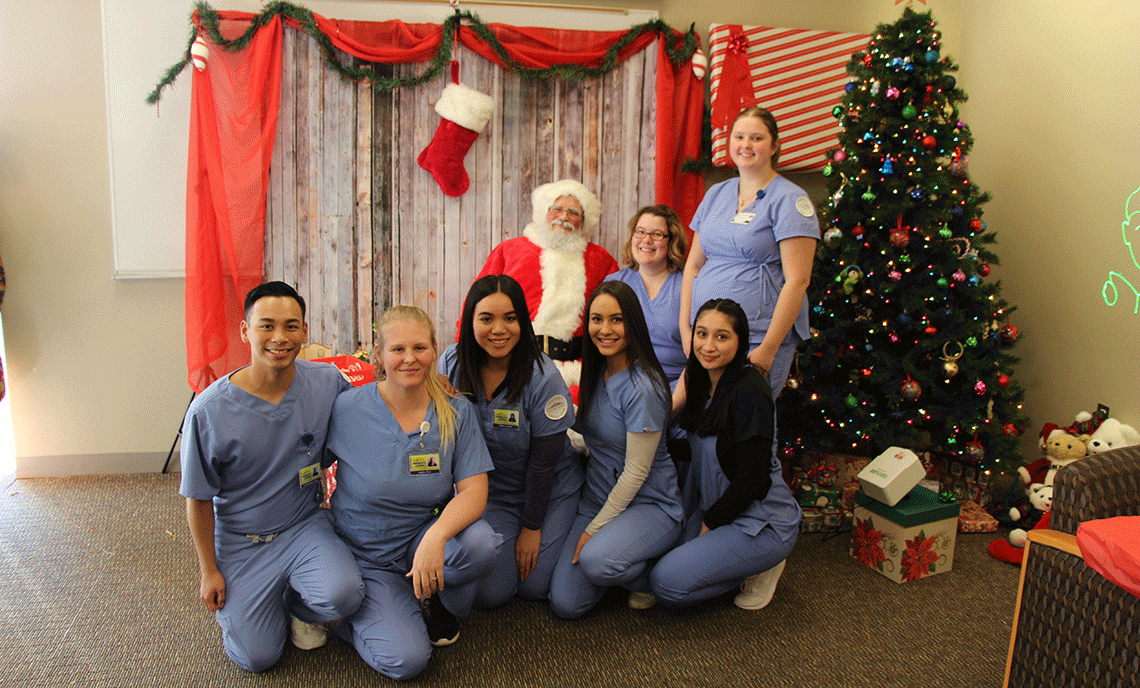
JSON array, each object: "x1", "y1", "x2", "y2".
[{"x1": 1, "y1": 473, "x2": 1020, "y2": 687}]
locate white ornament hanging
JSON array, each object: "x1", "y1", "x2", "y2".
[{"x1": 190, "y1": 36, "x2": 210, "y2": 71}]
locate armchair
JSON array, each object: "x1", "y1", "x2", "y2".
[{"x1": 1003, "y1": 445, "x2": 1140, "y2": 687}]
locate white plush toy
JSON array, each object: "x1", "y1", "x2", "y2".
[{"x1": 1086, "y1": 417, "x2": 1140, "y2": 454}]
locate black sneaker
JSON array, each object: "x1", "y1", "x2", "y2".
[{"x1": 425, "y1": 596, "x2": 460, "y2": 647}]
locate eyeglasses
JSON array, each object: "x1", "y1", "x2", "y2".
[
  {"x1": 549, "y1": 205, "x2": 583, "y2": 220},
  {"x1": 632, "y1": 228, "x2": 670, "y2": 241}
]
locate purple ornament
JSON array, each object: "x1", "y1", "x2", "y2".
[{"x1": 834, "y1": 150, "x2": 847, "y2": 163}]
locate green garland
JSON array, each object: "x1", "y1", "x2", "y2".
[{"x1": 148, "y1": 0, "x2": 698, "y2": 105}]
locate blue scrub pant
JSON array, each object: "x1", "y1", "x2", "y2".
[
  {"x1": 340, "y1": 518, "x2": 499, "y2": 680},
  {"x1": 649, "y1": 513, "x2": 796, "y2": 607},
  {"x1": 214, "y1": 511, "x2": 364, "y2": 672},
  {"x1": 474, "y1": 487, "x2": 581, "y2": 609},
  {"x1": 549, "y1": 503, "x2": 681, "y2": 620}
]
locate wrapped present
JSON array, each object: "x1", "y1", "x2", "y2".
[
  {"x1": 839, "y1": 479, "x2": 861, "y2": 511},
  {"x1": 957, "y1": 499, "x2": 998, "y2": 533},
  {"x1": 708, "y1": 24, "x2": 869, "y2": 171},
  {"x1": 801, "y1": 508, "x2": 823, "y2": 533},
  {"x1": 314, "y1": 355, "x2": 376, "y2": 387},
  {"x1": 851, "y1": 485, "x2": 960, "y2": 583}
]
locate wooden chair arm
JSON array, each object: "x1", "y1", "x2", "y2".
[{"x1": 1026, "y1": 529, "x2": 1082, "y2": 559}]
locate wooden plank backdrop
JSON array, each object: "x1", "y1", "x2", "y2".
[{"x1": 265, "y1": 27, "x2": 658, "y2": 356}]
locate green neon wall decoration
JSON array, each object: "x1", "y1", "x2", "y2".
[{"x1": 1102, "y1": 185, "x2": 1140, "y2": 313}]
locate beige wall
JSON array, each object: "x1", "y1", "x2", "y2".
[{"x1": 0, "y1": 0, "x2": 1133, "y2": 476}]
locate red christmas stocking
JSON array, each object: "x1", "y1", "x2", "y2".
[{"x1": 418, "y1": 82, "x2": 495, "y2": 197}]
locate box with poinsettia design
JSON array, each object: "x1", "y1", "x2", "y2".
[{"x1": 850, "y1": 485, "x2": 960, "y2": 583}]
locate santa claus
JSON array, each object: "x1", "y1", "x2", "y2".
[{"x1": 470, "y1": 180, "x2": 619, "y2": 377}]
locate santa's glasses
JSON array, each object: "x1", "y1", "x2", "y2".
[{"x1": 549, "y1": 205, "x2": 583, "y2": 220}]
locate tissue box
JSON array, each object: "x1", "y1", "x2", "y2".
[
  {"x1": 314, "y1": 355, "x2": 376, "y2": 387},
  {"x1": 857, "y1": 446, "x2": 926, "y2": 507},
  {"x1": 851, "y1": 486, "x2": 960, "y2": 583}
]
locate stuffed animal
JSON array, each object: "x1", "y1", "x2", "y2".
[
  {"x1": 988, "y1": 483, "x2": 1053, "y2": 565},
  {"x1": 1019, "y1": 423, "x2": 1087, "y2": 487},
  {"x1": 1086, "y1": 417, "x2": 1140, "y2": 454}
]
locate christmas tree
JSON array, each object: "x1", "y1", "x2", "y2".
[{"x1": 777, "y1": 7, "x2": 1029, "y2": 481}]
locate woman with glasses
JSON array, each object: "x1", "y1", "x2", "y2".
[{"x1": 604, "y1": 205, "x2": 689, "y2": 386}]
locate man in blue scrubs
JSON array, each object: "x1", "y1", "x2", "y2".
[{"x1": 180, "y1": 281, "x2": 364, "y2": 672}]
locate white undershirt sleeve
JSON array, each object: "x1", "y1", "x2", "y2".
[{"x1": 584, "y1": 430, "x2": 661, "y2": 536}]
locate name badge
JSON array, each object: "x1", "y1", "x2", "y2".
[
  {"x1": 410, "y1": 453, "x2": 442, "y2": 475},
  {"x1": 299, "y1": 462, "x2": 322, "y2": 487},
  {"x1": 493, "y1": 409, "x2": 520, "y2": 429},
  {"x1": 731, "y1": 212, "x2": 756, "y2": 225}
]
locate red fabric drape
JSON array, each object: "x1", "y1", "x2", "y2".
[
  {"x1": 185, "y1": 14, "x2": 282, "y2": 392},
  {"x1": 184, "y1": 10, "x2": 703, "y2": 391}
]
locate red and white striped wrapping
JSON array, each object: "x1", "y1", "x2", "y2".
[{"x1": 709, "y1": 25, "x2": 869, "y2": 171}]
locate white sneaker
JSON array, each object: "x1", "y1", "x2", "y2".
[
  {"x1": 627, "y1": 591, "x2": 658, "y2": 610},
  {"x1": 290, "y1": 615, "x2": 329, "y2": 650},
  {"x1": 734, "y1": 560, "x2": 786, "y2": 610}
]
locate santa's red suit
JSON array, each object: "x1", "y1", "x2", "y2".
[{"x1": 470, "y1": 180, "x2": 618, "y2": 352}]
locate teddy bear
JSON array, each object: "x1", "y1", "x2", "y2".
[
  {"x1": 1018, "y1": 423, "x2": 1087, "y2": 488},
  {"x1": 988, "y1": 482, "x2": 1053, "y2": 565},
  {"x1": 1086, "y1": 417, "x2": 1140, "y2": 454}
]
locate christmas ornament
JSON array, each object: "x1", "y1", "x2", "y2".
[
  {"x1": 691, "y1": 50, "x2": 708, "y2": 79},
  {"x1": 845, "y1": 81, "x2": 856, "y2": 93},
  {"x1": 832, "y1": 105, "x2": 845, "y2": 118},
  {"x1": 823, "y1": 163, "x2": 834, "y2": 176},
  {"x1": 823, "y1": 228, "x2": 843, "y2": 248},
  {"x1": 902, "y1": 104, "x2": 917, "y2": 119},
  {"x1": 785, "y1": 376, "x2": 800, "y2": 390},
  {"x1": 898, "y1": 254, "x2": 911, "y2": 264},
  {"x1": 888, "y1": 270, "x2": 902, "y2": 281},
  {"x1": 418, "y1": 81, "x2": 496, "y2": 197},
  {"x1": 997, "y1": 373, "x2": 1010, "y2": 389},
  {"x1": 970, "y1": 218, "x2": 984, "y2": 232},
  {"x1": 937, "y1": 277, "x2": 949, "y2": 289},
  {"x1": 1002, "y1": 423, "x2": 1019, "y2": 436},
  {"x1": 923, "y1": 85, "x2": 933, "y2": 103},
  {"x1": 851, "y1": 224, "x2": 865, "y2": 237},
  {"x1": 941, "y1": 341, "x2": 963, "y2": 378},
  {"x1": 910, "y1": 187, "x2": 924, "y2": 199},
  {"x1": 886, "y1": 86, "x2": 900, "y2": 100},
  {"x1": 1001, "y1": 325, "x2": 1020, "y2": 344},
  {"x1": 862, "y1": 189, "x2": 876, "y2": 202},
  {"x1": 889, "y1": 333, "x2": 900, "y2": 343},
  {"x1": 191, "y1": 35, "x2": 210, "y2": 71},
  {"x1": 966, "y1": 336, "x2": 977, "y2": 347},
  {"x1": 845, "y1": 394, "x2": 858, "y2": 409},
  {"x1": 889, "y1": 227, "x2": 910, "y2": 248},
  {"x1": 880, "y1": 158, "x2": 894, "y2": 174},
  {"x1": 925, "y1": 49, "x2": 940, "y2": 63},
  {"x1": 870, "y1": 79, "x2": 881, "y2": 95},
  {"x1": 952, "y1": 269, "x2": 966, "y2": 282},
  {"x1": 979, "y1": 264, "x2": 991, "y2": 277},
  {"x1": 974, "y1": 380, "x2": 987, "y2": 395},
  {"x1": 841, "y1": 265, "x2": 863, "y2": 294},
  {"x1": 863, "y1": 53, "x2": 873, "y2": 67},
  {"x1": 922, "y1": 134, "x2": 937, "y2": 149},
  {"x1": 964, "y1": 441, "x2": 985, "y2": 463},
  {"x1": 939, "y1": 226, "x2": 953, "y2": 238},
  {"x1": 925, "y1": 325, "x2": 938, "y2": 335},
  {"x1": 897, "y1": 312, "x2": 912, "y2": 325},
  {"x1": 901, "y1": 377, "x2": 922, "y2": 401},
  {"x1": 833, "y1": 150, "x2": 847, "y2": 163}
]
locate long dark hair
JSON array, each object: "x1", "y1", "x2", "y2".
[
  {"x1": 679, "y1": 299, "x2": 753, "y2": 436},
  {"x1": 576, "y1": 281, "x2": 668, "y2": 424},
  {"x1": 454, "y1": 274, "x2": 540, "y2": 404}
]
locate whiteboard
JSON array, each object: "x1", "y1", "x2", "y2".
[{"x1": 101, "y1": 0, "x2": 657, "y2": 279}]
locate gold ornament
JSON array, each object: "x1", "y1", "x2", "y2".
[{"x1": 941, "y1": 341, "x2": 964, "y2": 379}]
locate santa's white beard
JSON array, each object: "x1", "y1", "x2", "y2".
[
  {"x1": 522, "y1": 222, "x2": 588, "y2": 341},
  {"x1": 524, "y1": 221, "x2": 587, "y2": 253}
]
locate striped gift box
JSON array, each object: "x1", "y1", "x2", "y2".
[{"x1": 709, "y1": 24, "x2": 869, "y2": 171}]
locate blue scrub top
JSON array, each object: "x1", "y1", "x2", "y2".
[
  {"x1": 690, "y1": 175, "x2": 819, "y2": 346},
  {"x1": 438, "y1": 345, "x2": 583, "y2": 506},
  {"x1": 688, "y1": 401, "x2": 801, "y2": 542},
  {"x1": 179, "y1": 358, "x2": 350, "y2": 536},
  {"x1": 577, "y1": 363, "x2": 682, "y2": 522},
  {"x1": 326, "y1": 384, "x2": 493, "y2": 572},
  {"x1": 605, "y1": 268, "x2": 687, "y2": 384}
]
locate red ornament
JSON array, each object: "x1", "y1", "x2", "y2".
[
  {"x1": 924, "y1": 325, "x2": 938, "y2": 336},
  {"x1": 1001, "y1": 325, "x2": 1020, "y2": 344},
  {"x1": 890, "y1": 227, "x2": 910, "y2": 248},
  {"x1": 863, "y1": 53, "x2": 873, "y2": 67},
  {"x1": 979, "y1": 264, "x2": 991, "y2": 277},
  {"x1": 969, "y1": 218, "x2": 983, "y2": 232},
  {"x1": 862, "y1": 368, "x2": 873, "y2": 378},
  {"x1": 997, "y1": 374, "x2": 1010, "y2": 389},
  {"x1": 1002, "y1": 423, "x2": 1020, "y2": 436},
  {"x1": 922, "y1": 135, "x2": 937, "y2": 149},
  {"x1": 852, "y1": 224, "x2": 865, "y2": 237}
]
